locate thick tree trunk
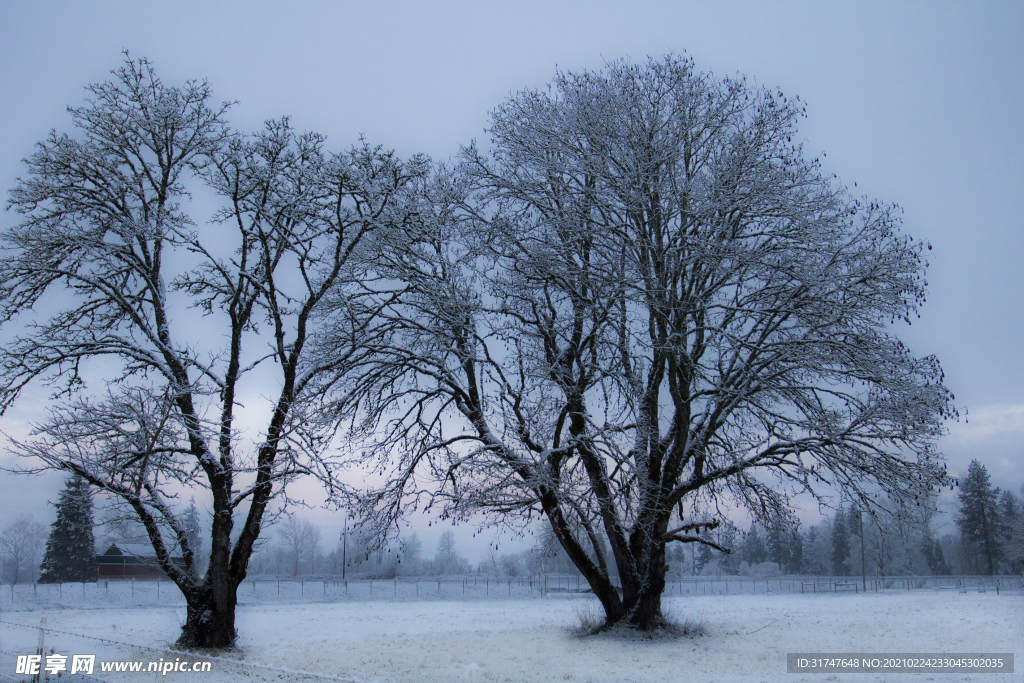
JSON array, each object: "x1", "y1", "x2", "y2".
[
  {"x1": 177, "y1": 583, "x2": 237, "y2": 649},
  {"x1": 570, "y1": 539, "x2": 673, "y2": 633},
  {"x1": 625, "y1": 561, "x2": 669, "y2": 631},
  {"x1": 615, "y1": 541, "x2": 669, "y2": 631},
  {"x1": 178, "y1": 519, "x2": 239, "y2": 649}
]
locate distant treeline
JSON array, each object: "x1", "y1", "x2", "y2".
[
  {"x1": 3, "y1": 460, "x2": 1020, "y2": 583},
  {"x1": 674, "y1": 459, "x2": 1022, "y2": 578}
]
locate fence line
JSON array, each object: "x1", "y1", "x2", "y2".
[
  {"x1": 0, "y1": 574, "x2": 1019, "y2": 609},
  {"x1": 660, "y1": 574, "x2": 1023, "y2": 596}
]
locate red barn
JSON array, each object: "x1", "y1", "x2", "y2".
[{"x1": 96, "y1": 543, "x2": 186, "y2": 579}]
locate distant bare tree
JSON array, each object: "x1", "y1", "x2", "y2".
[
  {"x1": 397, "y1": 533, "x2": 422, "y2": 575},
  {"x1": 478, "y1": 547, "x2": 500, "y2": 575},
  {"x1": 307, "y1": 524, "x2": 323, "y2": 575},
  {"x1": 96, "y1": 502, "x2": 150, "y2": 549},
  {"x1": 500, "y1": 553, "x2": 523, "y2": 577},
  {"x1": 0, "y1": 514, "x2": 47, "y2": 583},
  {"x1": 278, "y1": 517, "x2": 320, "y2": 576},
  {"x1": 433, "y1": 531, "x2": 470, "y2": 575},
  {"x1": 476, "y1": 547, "x2": 523, "y2": 577}
]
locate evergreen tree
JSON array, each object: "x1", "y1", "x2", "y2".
[
  {"x1": 931, "y1": 537, "x2": 950, "y2": 575},
  {"x1": 787, "y1": 528, "x2": 804, "y2": 575},
  {"x1": 831, "y1": 508, "x2": 850, "y2": 576},
  {"x1": 38, "y1": 475, "x2": 97, "y2": 583},
  {"x1": 718, "y1": 525, "x2": 740, "y2": 574},
  {"x1": 741, "y1": 524, "x2": 768, "y2": 566},
  {"x1": 956, "y1": 460, "x2": 1002, "y2": 575},
  {"x1": 997, "y1": 490, "x2": 1022, "y2": 573},
  {"x1": 803, "y1": 526, "x2": 819, "y2": 574},
  {"x1": 846, "y1": 508, "x2": 866, "y2": 578},
  {"x1": 767, "y1": 521, "x2": 793, "y2": 571},
  {"x1": 182, "y1": 498, "x2": 205, "y2": 579},
  {"x1": 696, "y1": 543, "x2": 714, "y2": 574},
  {"x1": 920, "y1": 523, "x2": 951, "y2": 575},
  {"x1": 920, "y1": 528, "x2": 936, "y2": 572}
]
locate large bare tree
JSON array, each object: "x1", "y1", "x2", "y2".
[
  {"x1": 1, "y1": 57, "x2": 424, "y2": 647},
  {"x1": 327, "y1": 55, "x2": 955, "y2": 631}
]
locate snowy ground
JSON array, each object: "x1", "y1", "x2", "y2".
[{"x1": 1, "y1": 591, "x2": 1020, "y2": 683}]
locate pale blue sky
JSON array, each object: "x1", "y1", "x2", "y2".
[{"x1": 1, "y1": 1, "x2": 1021, "y2": 560}]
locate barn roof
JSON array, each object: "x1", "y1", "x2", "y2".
[{"x1": 101, "y1": 542, "x2": 183, "y2": 560}]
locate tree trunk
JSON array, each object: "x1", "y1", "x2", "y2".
[
  {"x1": 589, "y1": 578, "x2": 625, "y2": 627},
  {"x1": 177, "y1": 583, "x2": 237, "y2": 649},
  {"x1": 625, "y1": 563, "x2": 669, "y2": 631},
  {"x1": 583, "y1": 539, "x2": 671, "y2": 633},
  {"x1": 178, "y1": 524, "x2": 239, "y2": 649},
  {"x1": 621, "y1": 540, "x2": 669, "y2": 631}
]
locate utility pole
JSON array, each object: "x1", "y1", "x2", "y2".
[
  {"x1": 340, "y1": 516, "x2": 347, "y2": 581},
  {"x1": 859, "y1": 509, "x2": 867, "y2": 592}
]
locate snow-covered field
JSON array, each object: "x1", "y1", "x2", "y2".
[{"x1": 1, "y1": 591, "x2": 1020, "y2": 683}]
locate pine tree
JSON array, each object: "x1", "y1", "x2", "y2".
[
  {"x1": 920, "y1": 523, "x2": 951, "y2": 575},
  {"x1": 695, "y1": 543, "x2": 714, "y2": 574},
  {"x1": 767, "y1": 521, "x2": 793, "y2": 571},
  {"x1": 831, "y1": 508, "x2": 850, "y2": 576},
  {"x1": 718, "y1": 525, "x2": 740, "y2": 574},
  {"x1": 997, "y1": 490, "x2": 1022, "y2": 573},
  {"x1": 931, "y1": 537, "x2": 950, "y2": 575},
  {"x1": 742, "y1": 524, "x2": 768, "y2": 566},
  {"x1": 182, "y1": 498, "x2": 204, "y2": 579},
  {"x1": 956, "y1": 460, "x2": 1003, "y2": 575},
  {"x1": 803, "y1": 526, "x2": 820, "y2": 574},
  {"x1": 38, "y1": 475, "x2": 97, "y2": 583},
  {"x1": 787, "y1": 528, "x2": 804, "y2": 575}
]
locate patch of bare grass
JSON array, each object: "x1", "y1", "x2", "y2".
[{"x1": 570, "y1": 602, "x2": 708, "y2": 640}]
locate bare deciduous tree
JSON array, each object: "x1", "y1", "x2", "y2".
[
  {"x1": 328, "y1": 56, "x2": 955, "y2": 631},
  {"x1": 0, "y1": 514, "x2": 47, "y2": 584},
  {"x1": 397, "y1": 533, "x2": 422, "y2": 575},
  {"x1": 432, "y1": 531, "x2": 470, "y2": 575},
  {"x1": 1, "y1": 56, "x2": 424, "y2": 647},
  {"x1": 277, "y1": 516, "x2": 321, "y2": 576}
]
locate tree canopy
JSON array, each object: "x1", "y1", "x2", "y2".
[
  {"x1": 2, "y1": 55, "x2": 424, "y2": 647},
  {"x1": 326, "y1": 55, "x2": 955, "y2": 630}
]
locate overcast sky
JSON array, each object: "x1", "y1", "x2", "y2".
[{"x1": 1, "y1": 1, "x2": 1021, "y2": 561}]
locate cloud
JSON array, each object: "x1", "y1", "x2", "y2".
[
  {"x1": 944, "y1": 403, "x2": 1024, "y2": 442},
  {"x1": 940, "y1": 403, "x2": 1024, "y2": 494}
]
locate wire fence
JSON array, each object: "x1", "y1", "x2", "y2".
[
  {"x1": 0, "y1": 575, "x2": 546, "y2": 609},
  {"x1": 664, "y1": 574, "x2": 1024, "y2": 596},
  {"x1": 0, "y1": 573, "x2": 1020, "y2": 610}
]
